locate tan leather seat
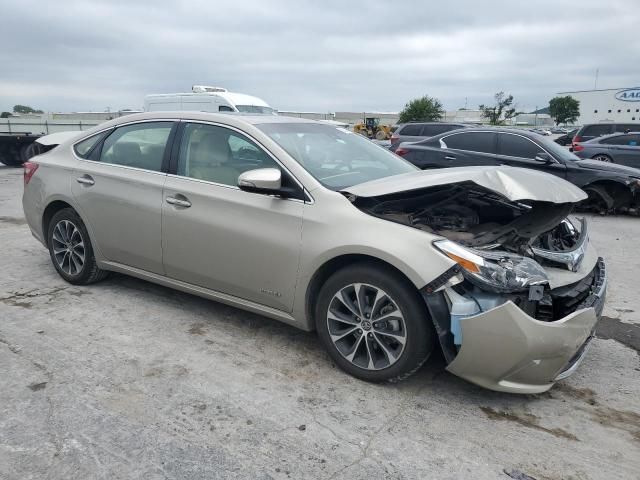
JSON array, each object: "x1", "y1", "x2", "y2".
[{"x1": 188, "y1": 131, "x2": 240, "y2": 186}]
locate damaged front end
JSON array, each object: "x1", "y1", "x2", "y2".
[{"x1": 348, "y1": 175, "x2": 607, "y2": 393}]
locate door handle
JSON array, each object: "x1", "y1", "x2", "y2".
[
  {"x1": 166, "y1": 196, "x2": 192, "y2": 208},
  {"x1": 76, "y1": 175, "x2": 95, "y2": 186},
  {"x1": 444, "y1": 155, "x2": 456, "y2": 161}
]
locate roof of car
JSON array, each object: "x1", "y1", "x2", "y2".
[
  {"x1": 434, "y1": 127, "x2": 538, "y2": 136},
  {"x1": 111, "y1": 111, "x2": 318, "y2": 124}
]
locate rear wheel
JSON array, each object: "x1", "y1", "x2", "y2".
[
  {"x1": 315, "y1": 263, "x2": 434, "y2": 383},
  {"x1": 47, "y1": 208, "x2": 108, "y2": 285},
  {"x1": 592, "y1": 154, "x2": 613, "y2": 162}
]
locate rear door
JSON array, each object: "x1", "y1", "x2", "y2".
[
  {"x1": 603, "y1": 134, "x2": 640, "y2": 166},
  {"x1": 496, "y1": 132, "x2": 567, "y2": 178},
  {"x1": 161, "y1": 121, "x2": 304, "y2": 312},
  {"x1": 438, "y1": 131, "x2": 499, "y2": 167},
  {"x1": 71, "y1": 121, "x2": 176, "y2": 274}
]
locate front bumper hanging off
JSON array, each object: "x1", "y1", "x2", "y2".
[{"x1": 427, "y1": 258, "x2": 607, "y2": 394}]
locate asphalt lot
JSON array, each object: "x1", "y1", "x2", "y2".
[{"x1": 1, "y1": 164, "x2": 639, "y2": 480}]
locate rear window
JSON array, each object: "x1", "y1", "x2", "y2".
[
  {"x1": 442, "y1": 132, "x2": 496, "y2": 154},
  {"x1": 616, "y1": 124, "x2": 639, "y2": 133},
  {"x1": 399, "y1": 124, "x2": 423, "y2": 136},
  {"x1": 423, "y1": 124, "x2": 460, "y2": 136},
  {"x1": 73, "y1": 132, "x2": 107, "y2": 159},
  {"x1": 581, "y1": 125, "x2": 611, "y2": 137},
  {"x1": 602, "y1": 134, "x2": 640, "y2": 146}
]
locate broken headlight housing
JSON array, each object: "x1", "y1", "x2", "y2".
[{"x1": 433, "y1": 239, "x2": 548, "y2": 293}]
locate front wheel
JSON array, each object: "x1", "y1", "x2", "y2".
[
  {"x1": 47, "y1": 208, "x2": 108, "y2": 285},
  {"x1": 592, "y1": 154, "x2": 613, "y2": 163},
  {"x1": 315, "y1": 263, "x2": 434, "y2": 383}
]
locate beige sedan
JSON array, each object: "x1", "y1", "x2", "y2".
[{"x1": 22, "y1": 112, "x2": 606, "y2": 393}]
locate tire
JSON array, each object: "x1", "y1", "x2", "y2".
[
  {"x1": 47, "y1": 208, "x2": 108, "y2": 285},
  {"x1": 592, "y1": 154, "x2": 613, "y2": 163},
  {"x1": 315, "y1": 263, "x2": 434, "y2": 383}
]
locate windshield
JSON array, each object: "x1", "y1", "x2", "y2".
[
  {"x1": 257, "y1": 123, "x2": 418, "y2": 190},
  {"x1": 236, "y1": 105, "x2": 277, "y2": 115},
  {"x1": 539, "y1": 136, "x2": 582, "y2": 162}
]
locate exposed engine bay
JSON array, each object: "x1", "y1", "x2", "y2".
[{"x1": 353, "y1": 181, "x2": 580, "y2": 257}]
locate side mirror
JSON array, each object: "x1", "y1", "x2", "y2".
[
  {"x1": 238, "y1": 168, "x2": 282, "y2": 195},
  {"x1": 534, "y1": 152, "x2": 553, "y2": 163}
]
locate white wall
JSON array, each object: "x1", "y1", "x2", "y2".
[{"x1": 559, "y1": 88, "x2": 640, "y2": 125}]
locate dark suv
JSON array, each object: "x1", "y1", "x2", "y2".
[
  {"x1": 390, "y1": 122, "x2": 469, "y2": 150},
  {"x1": 572, "y1": 123, "x2": 639, "y2": 148}
]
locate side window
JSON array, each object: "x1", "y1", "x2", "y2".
[
  {"x1": 399, "y1": 124, "x2": 422, "y2": 136},
  {"x1": 177, "y1": 123, "x2": 279, "y2": 186},
  {"x1": 74, "y1": 132, "x2": 107, "y2": 159},
  {"x1": 629, "y1": 135, "x2": 640, "y2": 146},
  {"x1": 100, "y1": 122, "x2": 172, "y2": 171},
  {"x1": 219, "y1": 105, "x2": 234, "y2": 112},
  {"x1": 582, "y1": 125, "x2": 611, "y2": 137},
  {"x1": 498, "y1": 134, "x2": 545, "y2": 159},
  {"x1": 616, "y1": 124, "x2": 637, "y2": 133},
  {"x1": 600, "y1": 135, "x2": 629, "y2": 145},
  {"x1": 443, "y1": 132, "x2": 496, "y2": 154}
]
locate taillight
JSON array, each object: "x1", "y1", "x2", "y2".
[
  {"x1": 573, "y1": 144, "x2": 584, "y2": 152},
  {"x1": 395, "y1": 147, "x2": 409, "y2": 156},
  {"x1": 23, "y1": 162, "x2": 39, "y2": 185},
  {"x1": 390, "y1": 134, "x2": 399, "y2": 144}
]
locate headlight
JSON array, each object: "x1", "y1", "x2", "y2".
[{"x1": 433, "y1": 239, "x2": 548, "y2": 292}]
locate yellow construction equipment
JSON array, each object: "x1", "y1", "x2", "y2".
[{"x1": 353, "y1": 117, "x2": 393, "y2": 140}]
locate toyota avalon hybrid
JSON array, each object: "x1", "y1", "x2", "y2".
[{"x1": 22, "y1": 112, "x2": 606, "y2": 393}]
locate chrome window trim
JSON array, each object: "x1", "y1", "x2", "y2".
[
  {"x1": 71, "y1": 118, "x2": 314, "y2": 203},
  {"x1": 440, "y1": 130, "x2": 497, "y2": 155},
  {"x1": 440, "y1": 130, "x2": 560, "y2": 163},
  {"x1": 174, "y1": 119, "x2": 314, "y2": 204},
  {"x1": 495, "y1": 132, "x2": 560, "y2": 163},
  {"x1": 71, "y1": 119, "x2": 179, "y2": 170}
]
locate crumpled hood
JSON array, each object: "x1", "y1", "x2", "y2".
[
  {"x1": 343, "y1": 166, "x2": 587, "y2": 203},
  {"x1": 576, "y1": 159, "x2": 640, "y2": 178}
]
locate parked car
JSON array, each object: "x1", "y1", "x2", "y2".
[
  {"x1": 573, "y1": 132, "x2": 640, "y2": 166},
  {"x1": 390, "y1": 122, "x2": 469, "y2": 151},
  {"x1": 395, "y1": 127, "x2": 640, "y2": 213},
  {"x1": 551, "y1": 127, "x2": 569, "y2": 134},
  {"x1": 572, "y1": 122, "x2": 639, "y2": 147},
  {"x1": 555, "y1": 128, "x2": 579, "y2": 146},
  {"x1": 23, "y1": 112, "x2": 606, "y2": 393}
]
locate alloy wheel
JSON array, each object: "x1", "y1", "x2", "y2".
[
  {"x1": 593, "y1": 154, "x2": 612, "y2": 162},
  {"x1": 327, "y1": 283, "x2": 407, "y2": 370},
  {"x1": 52, "y1": 220, "x2": 85, "y2": 276}
]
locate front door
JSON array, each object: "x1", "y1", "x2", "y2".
[
  {"x1": 71, "y1": 121, "x2": 175, "y2": 274},
  {"x1": 495, "y1": 132, "x2": 567, "y2": 179},
  {"x1": 161, "y1": 122, "x2": 304, "y2": 312}
]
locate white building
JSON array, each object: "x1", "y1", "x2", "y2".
[{"x1": 558, "y1": 87, "x2": 640, "y2": 125}]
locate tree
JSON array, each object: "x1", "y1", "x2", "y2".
[
  {"x1": 398, "y1": 95, "x2": 444, "y2": 123},
  {"x1": 13, "y1": 105, "x2": 44, "y2": 114},
  {"x1": 0, "y1": 112, "x2": 12, "y2": 118},
  {"x1": 548, "y1": 96, "x2": 580, "y2": 125},
  {"x1": 479, "y1": 92, "x2": 519, "y2": 125}
]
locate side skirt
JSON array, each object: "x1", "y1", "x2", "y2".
[{"x1": 100, "y1": 261, "x2": 302, "y2": 329}]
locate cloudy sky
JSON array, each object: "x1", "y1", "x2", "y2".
[{"x1": 2, "y1": 0, "x2": 639, "y2": 114}]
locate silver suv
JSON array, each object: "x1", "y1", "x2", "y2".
[
  {"x1": 22, "y1": 112, "x2": 606, "y2": 393},
  {"x1": 390, "y1": 122, "x2": 469, "y2": 150}
]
